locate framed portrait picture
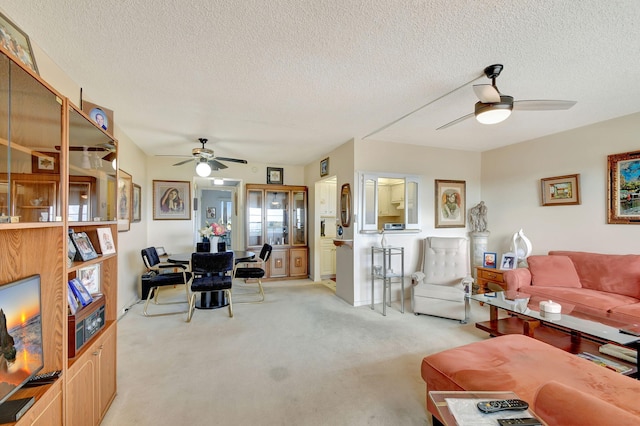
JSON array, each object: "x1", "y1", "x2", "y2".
[
  {"x1": 500, "y1": 252, "x2": 517, "y2": 270},
  {"x1": 132, "y1": 183, "x2": 141, "y2": 222},
  {"x1": 541, "y1": 174, "x2": 580, "y2": 206},
  {"x1": 435, "y1": 179, "x2": 466, "y2": 228},
  {"x1": 81, "y1": 100, "x2": 114, "y2": 137},
  {"x1": 96, "y1": 227, "x2": 116, "y2": 255},
  {"x1": 267, "y1": 167, "x2": 284, "y2": 185},
  {"x1": 0, "y1": 12, "x2": 38, "y2": 74},
  {"x1": 153, "y1": 180, "x2": 191, "y2": 220},
  {"x1": 70, "y1": 231, "x2": 98, "y2": 261},
  {"x1": 608, "y1": 151, "x2": 640, "y2": 224},
  {"x1": 118, "y1": 169, "x2": 132, "y2": 232},
  {"x1": 320, "y1": 157, "x2": 329, "y2": 177},
  {"x1": 483, "y1": 252, "x2": 497, "y2": 269},
  {"x1": 206, "y1": 206, "x2": 216, "y2": 219},
  {"x1": 31, "y1": 151, "x2": 60, "y2": 174},
  {"x1": 78, "y1": 263, "x2": 101, "y2": 295}
]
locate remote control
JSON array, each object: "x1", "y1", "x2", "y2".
[
  {"x1": 477, "y1": 399, "x2": 529, "y2": 413},
  {"x1": 498, "y1": 418, "x2": 542, "y2": 425},
  {"x1": 23, "y1": 370, "x2": 62, "y2": 387}
]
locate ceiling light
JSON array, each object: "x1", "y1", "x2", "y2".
[
  {"x1": 213, "y1": 178, "x2": 224, "y2": 185},
  {"x1": 474, "y1": 96, "x2": 513, "y2": 125},
  {"x1": 195, "y1": 159, "x2": 212, "y2": 177}
]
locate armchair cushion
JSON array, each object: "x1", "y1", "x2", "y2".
[
  {"x1": 413, "y1": 282, "x2": 465, "y2": 303},
  {"x1": 528, "y1": 255, "x2": 581, "y2": 288}
]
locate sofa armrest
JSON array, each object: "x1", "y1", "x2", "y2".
[
  {"x1": 503, "y1": 268, "x2": 531, "y2": 292},
  {"x1": 411, "y1": 271, "x2": 425, "y2": 286},
  {"x1": 534, "y1": 381, "x2": 639, "y2": 425}
]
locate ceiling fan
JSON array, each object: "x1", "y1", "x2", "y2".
[
  {"x1": 56, "y1": 142, "x2": 117, "y2": 162},
  {"x1": 166, "y1": 138, "x2": 247, "y2": 176},
  {"x1": 437, "y1": 64, "x2": 576, "y2": 130}
]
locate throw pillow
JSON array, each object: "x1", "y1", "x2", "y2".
[{"x1": 527, "y1": 255, "x2": 581, "y2": 287}]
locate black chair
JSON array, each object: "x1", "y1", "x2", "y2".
[
  {"x1": 188, "y1": 251, "x2": 234, "y2": 322},
  {"x1": 141, "y1": 247, "x2": 192, "y2": 317},
  {"x1": 233, "y1": 244, "x2": 272, "y2": 303},
  {"x1": 196, "y1": 242, "x2": 210, "y2": 252}
]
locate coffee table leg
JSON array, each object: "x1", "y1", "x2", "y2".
[
  {"x1": 489, "y1": 305, "x2": 498, "y2": 323},
  {"x1": 523, "y1": 319, "x2": 540, "y2": 337}
]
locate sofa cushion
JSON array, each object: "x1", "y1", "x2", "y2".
[
  {"x1": 527, "y1": 255, "x2": 581, "y2": 288},
  {"x1": 523, "y1": 286, "x2": 638, "y2": 312},
  {"x1": 550, "y1": 251, "x2": 640, "y2": 299},
  {"x1": 534, "y1": 381, "x2": 639, "y2": 425}
]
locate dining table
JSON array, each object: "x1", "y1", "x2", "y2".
[{"x1": 167, "y1": 250, "x2": 255, "y2": 309}]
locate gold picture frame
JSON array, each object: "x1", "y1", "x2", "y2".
[
  {"x1": 0, "y1": 12, "x2": 38, "y2": 74},
  {"x1": 118, "y1": 170, "x2": 132, "y2": 232},
  {"x1": 540, "y1": 174, "x2": 580, "y2": 206},
  {"x1": 608, "y1": 150, "x2": 640, "y2": 224},
  {"x1": 320, "y1": 157, "x2": 329, "y2": 177},
  {"x1": 435, "y1": 179, "x2": 466, "y2": 228}
]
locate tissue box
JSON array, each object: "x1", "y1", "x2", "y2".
[{"x1": 540, "y1": 300, "x2": 561, "y2": 313}]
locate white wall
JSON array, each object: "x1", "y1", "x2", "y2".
[{"x1": 482, "y1": 112, "x2": 640, "y2": 257}]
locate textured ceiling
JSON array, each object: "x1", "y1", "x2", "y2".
[{"x1": 1, "y1": 1, "x2": 639, "y2": 166}]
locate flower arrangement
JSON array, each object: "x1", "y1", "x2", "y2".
[{"x1": 199, "y1": 221, "x2": 226, "y2": 239}]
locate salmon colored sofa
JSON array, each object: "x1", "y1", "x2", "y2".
[
  {"x1": 421, "y1": 335, "x2": 640, "y2": 425},
  {"x1": 503, "y1": 251, "x2": 640, "y2": 321}
]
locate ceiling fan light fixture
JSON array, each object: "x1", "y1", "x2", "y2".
[
  {"x1": 474, "y1": 95, "x2": 514, "y2": 125},
  {"x1": 195, "y1": 159, "x2": 212, "y2": 177}
]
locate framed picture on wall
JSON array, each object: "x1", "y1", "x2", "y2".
[
  {"x1": 540, "y1": 174, "x2": 580, "y2": 206},
  {"x1": 132, "y1": 183, "x2": 141, "y2": 222},
  {"x1": 118, "y1": 170, "x2": 132, "y2": 232},
  {"x1": 435, "y1": 179, "x2": 466, "y2": 228},
  {"x1": 267, "y1": 167, "x2": 283, "y2": 184},
  {"x1": 153, "y1": 180, "x2": 191, "y2": 220},
  {"x1": 31, "y1": 151, "x2": 60, "y2": 174},
  {"x1": 607, "y1": 150, "x2": 640, "y2": 224},
  {"x1": 206, "y1": 207, "x2": 216, "y2": 219},
  {"x1": 320, "y1": 157, "x2": 329, "y2": 177}
]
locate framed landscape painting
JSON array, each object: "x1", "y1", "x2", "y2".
[
  {"x1": 540, "y1": 174, "x2": 580, "y2": 206},
  {"x1": 608, "y1": 150, "x2": 640, "y2": 224},
  {"x1": 435, "y1": 179, "x2": 466, "y2": 228}
]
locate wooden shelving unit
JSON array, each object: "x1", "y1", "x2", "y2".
[{"x1": 0, "y1": 46, "x2": 118, "y2": 425}]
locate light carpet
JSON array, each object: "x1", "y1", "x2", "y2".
[{"x1": 101, "y1": 280, "x2": 490, "y2": 426}]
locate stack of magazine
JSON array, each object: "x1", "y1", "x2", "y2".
[
  {"x1": 577, "y1": 352, "x2": 633, "y2": 374},
  {"x1": 599, "y1": 343, "x2": 637, "y2": 363}
]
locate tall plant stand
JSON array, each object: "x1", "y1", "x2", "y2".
[{"x1": 370, "y1": 246, "x2": 405, "y2": 316}]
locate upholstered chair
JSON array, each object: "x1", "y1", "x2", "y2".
[{"x1": 411, "y1": 237, "x2": 473, "y2": 323}]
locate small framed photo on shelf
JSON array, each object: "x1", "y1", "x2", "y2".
[
  {"x1": 67, "y1": 234, "x2": 77, "y2": 263},
  {"x1": 267, "y1": 167, "x2": 284, "y2": 185},
  {"x1": 483, "y1": 252, "x2": 497, "y2": 268},
  {"x1": 96, "y1": 227, "x2": 116, "y2": 255},
  {"x1": 500, "y1": 252, "x2": 517, "y2": 270},
  {"x1": 70, "y1": 232, "x2": 98, "y2": 261},
  {"x1": 69, "y1": 278, "x2": 93, "y2": 307},
  {"x1": 78, "y1": 264, "x2": 101, "y2": 295},
  {"x1": 67, "y1": 283, "x2": 79, "y2": 315},
  {"x1": 0, "y1": 12, "x2": 38, "y2": 74}
]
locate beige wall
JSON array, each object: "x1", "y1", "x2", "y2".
[{"x1": 482, "y1": 112, "x2": 640, "y2": 258}]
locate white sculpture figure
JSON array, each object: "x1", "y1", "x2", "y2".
[
  {"x1": 511, "y1": 229, "x2": 532, "y2": 266},
  {"x1": 469, "y1": 201, "x2": 488, "y2": 232}
]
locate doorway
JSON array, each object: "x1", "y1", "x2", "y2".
[
  {"x1": 315, "y1": 176, "x2": 337, "y2": 286},
  {"x1": 195, "y1": 179, "x2": 241, "y2": 250}
]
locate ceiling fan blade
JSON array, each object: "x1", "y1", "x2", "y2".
[
  {"x1": 57, "y1": 145, "x2": 108, "y2": 152},
  {"x1": 513, "y1": 100, "x2": 577, "y2": 111},
  {"x1": 102, "y1": 152, "x2": 116, "y2": 162},
  {"x1": 473, "y1": 84, "x2": 501, "y2": 103},
  {"x1": 215, "y1": 157, "x2": 248, "y2": 164},
  {"x1": 172, "y1": 158, "x2": 193, "y2": 166},
  {"x1": 437, "y1": 112, "x2": 475, "y2": 130},
  {"x1": 209, "y1": 159, "x2": 228, "y2": 170},
  {"x1": 156, "y1": 154, "x2": 191, "y2": 158}
]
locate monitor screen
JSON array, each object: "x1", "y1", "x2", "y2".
[{"x1": 0, "y1": 275, "x2": 44, "y2": 406}]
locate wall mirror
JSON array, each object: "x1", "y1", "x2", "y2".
[{"x1": 340, "y1": 183, "x2": 351, "y2": 227}]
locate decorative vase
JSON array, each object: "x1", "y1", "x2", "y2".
[
  {"x1": 210, "y1": 236, "x2": 220, "y2": 253},
  {"x1": 380, "y1": 232, "x2": 387, "y2": 248}
]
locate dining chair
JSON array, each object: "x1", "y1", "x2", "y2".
[
  {"x1": 141, "y1": 247, "x2": 192, "y2": 317},
  {"x1": 187, "y1": 251, "x2": 234, "y2": 322},
  {"x1": 233, "y1": 244, "x2": 272, "y2": 303}
]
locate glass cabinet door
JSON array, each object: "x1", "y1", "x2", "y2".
[
  {"x1": 13, "y1": 179, "x2": 57, "y2": 222},
  {"x1": 266, "y1": 191, "x2": 289, "y2": 245},
  {"x1": 247, "y1": 189, "x2": 263, "y2": 246},
  {"x1": 292, "y1": 190, "x2": 306, "y2": 245}
]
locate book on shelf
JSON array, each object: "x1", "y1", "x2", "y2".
[
  {"x1": 68, "y1": 278, "x2": 93, "y2": 307},
  {"x1": 599, "y1": 344, "x2": 637, "y2": 363},
  {"x1": 577, "y1": 352, "x2": 633, "y2": 374}
]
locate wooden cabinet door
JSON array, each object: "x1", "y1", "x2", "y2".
[
  {"x1": 98, "y1": 325, "x2": 117, "y2": 420},
  {"x1": 269, "y1": 249, "x2": 289, "y2": 278},
  {"x1": 66, "y1": 350, "x2": 98, "y2": 426},
  {"x1": 289, "y1": 247, "x2": 308, "y2": 277}
]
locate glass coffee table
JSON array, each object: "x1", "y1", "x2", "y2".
[
  {"x1": 470, "y1": 291, "x2": 640, "y2": 375},
  {"x1": 429, "y1": 391, "x2": 545, "y2": 426}
]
